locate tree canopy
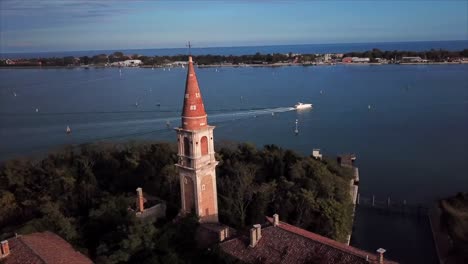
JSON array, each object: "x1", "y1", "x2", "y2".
[{"x1": 0, "y1": 141, "x2": 354, "y2": 263}]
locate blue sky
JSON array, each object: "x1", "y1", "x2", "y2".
[{"x1": 1, "y1": 0, "x2": 467, "y2": 53}]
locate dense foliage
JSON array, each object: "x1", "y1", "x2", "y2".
[
  {"x1": 0, "y1": 141, "x2": 354, "y2": 263},
  {"x1": 216, "y1": 143, "x2": 354, "y2": 241},
  {"x1": 343, "y1": 48, "x2": 468, "y2": 62},
  {"x1": 439, "y1": 192, "x2": 468, "y2": 263}
]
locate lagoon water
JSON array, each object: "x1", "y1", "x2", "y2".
[{"x1": 1, "y1": 64, "x2": 467, "y2": 263}]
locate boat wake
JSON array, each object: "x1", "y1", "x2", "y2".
[
  {"x1": 2, "y1": 106, "x2": 296, "y2": 137},
  {"x1": 208, "y1": 107, "x2": 295, "y2": 122}
]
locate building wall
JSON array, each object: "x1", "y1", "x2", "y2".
[
  {"x1": 183, "y1": 176, "x2": 195, "y2": 213},
  {"x1": 176, "y1": 126, "x2": 219, "y2": 223}
]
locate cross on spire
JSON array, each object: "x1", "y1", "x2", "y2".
[{"x1": 186, "y1": 41, "x2": 192, "y2": 55}]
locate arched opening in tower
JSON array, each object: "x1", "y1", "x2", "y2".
[
  {"x1": 201, "y1": 136, "x2": 208, "y2": 156},
  {"x1": 184, "y1": 137, "x2": 190, "y2": 157}
]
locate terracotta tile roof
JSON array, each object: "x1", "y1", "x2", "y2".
[
  {"x1": 2, "y1": 231, "x2": 93, "y2": 264},
  {"x1": 219, "y1": 217, "x2": 398, "y2": 264},
  {"x1": 181, "y1": 55, "x2": 208, "y2": 130}
]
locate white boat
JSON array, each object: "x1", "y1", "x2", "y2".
[
  {"x1": 66, "y1": 126, "x2": 71, "y2": 134},
  {"x1": 294, "y1": 102, "x2": 312, "y2": 110}
]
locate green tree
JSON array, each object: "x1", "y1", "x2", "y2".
[{"x1": 219, "y1": 163, "x2": 258, "y2": 227}]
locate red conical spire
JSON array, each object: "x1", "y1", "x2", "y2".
[{"x1": 181, "y1": 56, "x2": 208, "y2": 130}]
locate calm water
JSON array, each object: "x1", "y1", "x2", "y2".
[
  {"x1": 1, "y1": 65, "x2": 467, "y2": 263},
  {"x1": 2, "y1": 40, "x2": 468, "y2": 59}
]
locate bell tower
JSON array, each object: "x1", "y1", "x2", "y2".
[{"x1": 175, "y1": 55, "x2": 219, "y2": 223}]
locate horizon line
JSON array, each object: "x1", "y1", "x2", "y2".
[{"x1": 2, "y1": 39, "x2": 467, "y2": 55}]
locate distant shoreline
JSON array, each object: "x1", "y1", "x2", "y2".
[
  {"x1": 2, "y1": 40, "x2": 467, "y2": 59},
  {"x1": 1, "y1": 61, "x2": 467, "y2": 70}
]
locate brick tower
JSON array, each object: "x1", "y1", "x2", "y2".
[{"x1": 175, "y1": 56, "x2": 219, "y2": 223}]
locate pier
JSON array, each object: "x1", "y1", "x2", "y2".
[{"x1": 356, "y1": 194, "x2": 429, "y2": 218}]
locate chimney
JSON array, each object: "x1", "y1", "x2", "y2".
[
  {"x1": 219, "y1": 227, "x2": 230, "y2": 242},
  {"x1": 273, "y1": 214, "x2": 279, "y2": 226},
  {"x1": 136, "y1": 187, "x2": 144, "y2": 213},
  {"x1": 376, "y1": 248, "x2": 386, "y2": 264},
  {"x1": 1, "y1": 240, "x2": 10, "y2": 258},
  {"x1": 253, "y1": 224, "x2": 262, "y2": 240},
  {"x1": 249, "y1": 227, "x2": 257, "y2": 247}
]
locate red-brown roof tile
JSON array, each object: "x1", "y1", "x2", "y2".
[
  {"x1": 219, "y1": 217, "x2": 398, "y2": 264},
  {"x1": 181, "y1": 56, "x2": 208, "y2": 130},
  {"x1": 2, "y1": 232, "x2": 93, "y2": 264}
]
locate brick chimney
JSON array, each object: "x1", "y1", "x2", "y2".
[
  {"x1": 273, "y1": 213, "x2": 279, "y2": 226},
  {"x1": 1, "y1": 240, "x2": 10, "y2": 258},
  {"x1": 249, "y1": 227, "x2": 258, "y2": 247},
  {"x1": 218, "y1": 227, "x2": 230, "y2": 242},
  {"x1": 253, "y1": 224, "x2": 262, "y2": 240},
  {"x1": 376, "y1": 248, "x2": 386, "y2": 264},
  {"x1": 136, "y1": 187, "x2": 144, "y2": 213}
]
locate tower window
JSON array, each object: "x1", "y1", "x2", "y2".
[
  {"x1": 202, "y1": 184, "x2": 206, "y2": 191},
  {"x1": 185, "y1": 94, "x2": 189, "y2": 99},
  {"x1": 190, "y1": 105, "x2": 197, "y2": 110},
  {"x1": 184, "y1": 178, "x2": 188, "y2": 184},
  {"x1": 196, "y1": 93, "x2": 200, "y2": 98}
]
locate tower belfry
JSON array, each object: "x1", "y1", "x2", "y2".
[{"x1": 175, "y1": 55, "x2": 219, "y2": 223}]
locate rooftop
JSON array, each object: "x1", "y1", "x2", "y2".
[
  {"x1": 219, "y1": 217, "x2": 398, "y2": 264},
  {"x1": 1, "y1": 231, "x2": 93, "y2": 264}
]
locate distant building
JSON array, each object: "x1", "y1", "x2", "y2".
[
  {"x1": 312, "y1": 149, "x2": 323, "y2": 160},
  {"x1": 352, "y1": 57, "x2": 370, "y2": 63},
  {"x1": 3, "y1": 59, "x2": 41, "y2": 66},
  {"x1": 110, "y1": 59, "x2": 142, "y2": 67},
  {"x1": 375, "y1": 58, "x2": 388, "y2": 63},
  {"x1": 0, "y1": 232, "x2": 92, "y2": 264},
  {"x1": 166, "y1": 61, "x2": 188, "y2": 67},
  {"x1": 342, "y1": 57, "x2": 353, "y2": 63},
  {"x1": 337, "y1": 153, "x2": 357, "y2": 168},
  {"x1": 401, "y1": 57, "x2": 426, "y2": 63}
]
